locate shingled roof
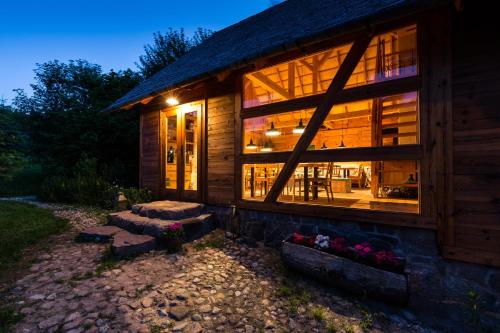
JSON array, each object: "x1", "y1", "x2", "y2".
[{"x1": 105, "y1": 0, "x2": 444, "y2": 112}]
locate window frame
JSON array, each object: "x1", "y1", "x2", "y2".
[{"x1": 235, "y1": 19, "x2": 437, "y2": 229}]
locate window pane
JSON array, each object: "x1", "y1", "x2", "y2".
[
  {"x1": 184, "y1": 110, "x2": 198, "y2": 191},
  {"x1": 312, "y1": 92, "x2": 418, "y2": 149},
  {"x1": 242, "y1": 163, "x2": 284, "y2": 200},
  {"x1": 242, "y1": 92, "x2": 418, "y2": 153},
  {"x1": 166, "y1": 115, "x2": 177, "y2": 189},
  {"x1": 277, "y1": 160, "x2": 419, "y2": 213},
  {"x1": 243, "y1": 43, "x2": 352, "y2": 108},
  {"x1": 243, "y1": 108, "x2": 314, "y2": 153},
  {"x1": 347, "y1": 25, "x2": 417, "y2": 88}
]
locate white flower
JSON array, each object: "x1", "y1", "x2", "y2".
[{"x1": 315, "y1": 234, "x2": 330, "y2": 249}]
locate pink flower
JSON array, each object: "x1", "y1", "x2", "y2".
[
  {"x1": 354, "y1": 242, "x2": 373, "y2": 257},
  {"x1": 292, "y1": 232, "x2": 304, "y2": 244},
  {"x1": 374, "y1": 250, "x2": 400, "y2": 266},
  {"x1": 330, "y1": 237, "x2": 348, "y2": 252}
]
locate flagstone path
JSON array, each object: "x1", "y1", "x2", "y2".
[{"x1": 2, "y1": 199, "x2": 436, "y2": 333}]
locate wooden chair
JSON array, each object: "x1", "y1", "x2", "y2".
[
  {"x1": 349, "y1": 166, "x2": 366, "y2": 188},
  {"x1": 311, "y1": 162, "x2": 341, "y2": 202}
]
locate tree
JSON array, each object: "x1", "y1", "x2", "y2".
[
  {"x1": 137, "y1": 28, "x2": 213, "y2": 78},
  {"x1": 12, "y1": 60, "x2": 142, "y2": 186},
  {"x1": 0, "y1": 103, "x2": 29, "y2": 180}
]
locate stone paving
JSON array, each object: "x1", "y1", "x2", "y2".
[{"x1": 2, "y1": 200, "x2": 437, "y2": 333}]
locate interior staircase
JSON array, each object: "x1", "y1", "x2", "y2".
[{"x1": 78, "y1": 201, "x2": 215, "y2": 258}]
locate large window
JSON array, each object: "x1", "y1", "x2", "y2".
[
  {"x1": 240, "y1": 25, "x2": 421, "y2": 215},
  {"x1": 243, "y1": 92, "x2": 418, "y2": 153}
]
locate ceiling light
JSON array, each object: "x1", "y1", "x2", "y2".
[
  {"x1": 261, "y1": 142, "x2": 273, "y2": 152},
  {"x1": 265, "y1": 122, "x2": 280, "y2": 136},
  {"x1": 246, "y1": 138, "x2": 257, "y2": 150},
  {"x1": 292, "y1": 119, "x2": 306, "y2": 134}
]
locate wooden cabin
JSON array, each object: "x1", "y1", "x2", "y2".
[{"x1": 106, "y1": 0, "x2": 499, "y2": 328}]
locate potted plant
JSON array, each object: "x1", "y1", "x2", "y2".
[{"x1": 162, "y1": 222, "x2": 184, "y2": 253}]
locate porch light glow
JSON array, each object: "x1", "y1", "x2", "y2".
[
  {"x1": 292, "y1": 119, "x2": 305, "y2": 134},
  {"x1": 265, "y1": 122, "x2": 280, "y2": 136},
  {"x1": 166, "y1": 97, "x2": 179, "y2": 106},
  {"x1": 246, "y1": 138, "x2": 257, "y2": 150}
]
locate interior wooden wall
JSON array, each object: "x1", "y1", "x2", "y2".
[{"x1": 443, "y1": 3, "x2": 500, "y2": 266}]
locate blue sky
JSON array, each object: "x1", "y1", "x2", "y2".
[{"x1": 0, "y1": 0, "x2": 275, "y2": 103}]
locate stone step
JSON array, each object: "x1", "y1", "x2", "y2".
[
  {"x1": 107, "y1": 211, "x2": 215, "y2": 242},
  {"x1": 112, "y1": 231, "x2": 156, "y2": 258},
  {"x1": 131, "y1": 200, "x2": 204, "y2": 220},
  {"x1": 77, "y1": 225, "x2": 124, "y2": 242}
]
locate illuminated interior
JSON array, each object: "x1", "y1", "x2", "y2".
[
  {"x1": 165, "y1": 102, "x2": 201, "y2": 191},
  {"x1": 242, "y1": 161, "x2": 419, "y2": 213},
  {"x1": 243, "y1": 25, "x2": 417, "y2": 108}
]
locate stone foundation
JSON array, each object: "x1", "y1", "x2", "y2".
[{"x1": 206, "y1": 206, "x2": 500, "y2": 332}]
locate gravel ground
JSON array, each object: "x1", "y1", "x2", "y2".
[{"x1": 1, "y1": 198, "x2": 437, "y2": 333}]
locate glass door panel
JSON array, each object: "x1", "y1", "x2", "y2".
[
  {"x1": 166, "y1": 115, "x2": 177, "y2": 189},
  {"x1": 184, "y1": 110, "x2": 199, "y2": 191}
]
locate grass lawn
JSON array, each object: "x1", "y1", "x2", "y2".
[{"x1": 0, "y1": 201, "x2": 69, "y2": 276}]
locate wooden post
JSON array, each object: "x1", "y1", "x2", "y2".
[{"x1": 264, "y1": 34, "x2": 372, "y2": 202}]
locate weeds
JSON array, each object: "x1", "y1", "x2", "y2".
[
  {"x1": 0, "y1": 302, "x2": 23, "y2": 333},
  {"x1": 136, "y1": 283, "x2": 154, "y2": 297},
  {"x1": 357, "y1": 304, "x2": 374, "y2": 330},
  {"x1": 95, "y1": 247, "x2": 119, "y2": 276},
  {"x1": 326, "y1": 320, "x2": 338, "y2": 333},
  {"x1": 193, "y1": 238, "x2": 225, "y2": 251},
  {"x1": 275, "y1": 282, "x2": 310, "y2": 315},
  {"x1": 310, "y1": 305, "x2": 326, "y2": 322}
]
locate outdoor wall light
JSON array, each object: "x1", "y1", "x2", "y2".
[
  {"x1": 166, "y1": 97, "x2": 179, "y2": 106},
  {"x1": 292, "y1": 119, "x2": 305, "y2": 134},
  {"x1": 265, "y1": 122, "x2": 280, "y2": 136}
]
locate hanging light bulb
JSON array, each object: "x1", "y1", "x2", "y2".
[
  {"x1": 265, "y1": 122, "x2": 280, "y2": 136},
  {"x1": 321, "y1": 142, "x2": 328, "y2": 150},
  {"x1": 261, "y1": 142, "x2": 273, "y2": 152},
  {"x1": 292, "y1": 118, "x2": 306, "y2": 134},
  {"x1": 246, "y1": 138, "x2": 257, "y2": 150}
]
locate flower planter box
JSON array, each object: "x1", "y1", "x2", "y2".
[{"x1": 281, "y1": 239, "x2": 408, "y2": 304}]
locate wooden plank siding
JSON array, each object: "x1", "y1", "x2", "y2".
[
  {"x1": 140, "y1": 107, "x2": 161, "y2": 196},
  {"x1": 443, "y1": 5, "x2": 500, "y2": 266},
  {"x1": 206, "y1": 95, "x2": 236, "y2": 204}
]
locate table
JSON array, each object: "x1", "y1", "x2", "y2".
[{"x1": 331, "y1": 178, "x2": 352, "y2": 193}]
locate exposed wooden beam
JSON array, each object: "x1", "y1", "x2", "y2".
[
  {"x1": 240, "y1": 144, "x2": 423, "y2": 164},
  {"x1": 248, "y1": 72, "x2": 290, "y2": 99},
  {"x1": 241, "y1": 76, "x2": 421, "y2": 119},
  {"x1": 264, "y1": 34, "x2": 373, "y2": 202}
]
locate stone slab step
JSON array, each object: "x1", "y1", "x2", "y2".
[
  {"x1": 131, "y1": 200, "x2": 204, "y2": 220},
  {"x1": 112, "y1": 231, "x2": 156, "y2": 258},
  {"x1": 78, "y1": 225, "x2": 124, "y2": 242},
  {"x1": 107, "y1": 211, "x2": 215, "y2": 241}
]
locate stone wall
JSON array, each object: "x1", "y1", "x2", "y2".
[{"x1": 211, "y1": 207, "x2": 500, "y2": 332}]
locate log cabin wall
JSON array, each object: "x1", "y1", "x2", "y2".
[
  {"x1": 139, "y1": 103, "x2": 162, "y2": 196},
  {"x1": 206, "y1": 94, "x2": 237, "y2": 205},
  {"x1": 442, "y1": 3, "x2": 500, "y2": 266}
]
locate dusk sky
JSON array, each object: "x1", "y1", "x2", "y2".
[{"x1": 0, "y1": 0, "x2": 275, "y2": 104}]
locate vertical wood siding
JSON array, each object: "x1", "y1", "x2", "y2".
[
  {"x1": 443, "y1": 5, "x2": 500, "y2": 266},
  {"x1": 206, "y1": 95, "x2": 236, "y2": 204},
  {"x1": 140, "y1": 108, "x2": 161, "y2": 196}
]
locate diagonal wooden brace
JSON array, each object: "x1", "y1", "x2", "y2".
[{"x1": 264, "y1": 33, "x2": 373, "y2": 203}]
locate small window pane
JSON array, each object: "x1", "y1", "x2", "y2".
[{"x1": 347, "y1": 25, "x2": 417, "y2": 88}]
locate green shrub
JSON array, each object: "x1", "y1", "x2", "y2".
[
  {"x1": 0, "y1": 164, "x2": 44, "y2": 197},
  {"x1": 121, "y1": 187, "x2": 152, "y2": 207}
]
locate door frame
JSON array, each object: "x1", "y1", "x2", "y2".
[{"x1": 161, "y1": 100, "x2": 205, "y2": 202}]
